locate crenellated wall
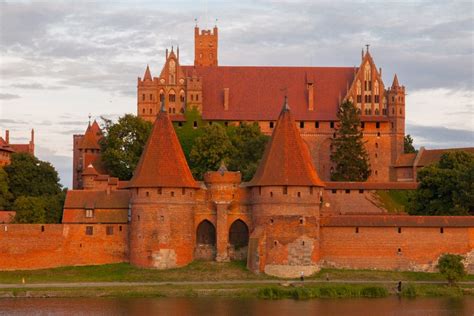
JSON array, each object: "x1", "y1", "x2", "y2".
[{"x1": 0, "y1": 224, "x2": 128, "y2": 270}]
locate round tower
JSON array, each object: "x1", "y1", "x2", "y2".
[
  {"x1": 128, "y1": 105, "x2": 199, "y2": 269},
  {"x1": 246, "y1": 97, "x2": 325, "y2": 277}
]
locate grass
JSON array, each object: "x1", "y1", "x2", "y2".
[
  {"x1": 257, "y1": 284, "x2": 389, "y2": 299},
  {"x1": 374, "y1": 189, "x2": 414, "y2": 213},
  {"x1": 0, "y1": 261, "x2": 273, "y2": 284},
  {"x1": 1, "y1": 262, "x2": 473, "y2": 285}
]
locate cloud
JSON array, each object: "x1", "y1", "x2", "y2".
[
  {"x1": 0, "y1": 93, "x2": 20, "y2": 100},
  {"x1": 11, "y1": 83, "x2": 65, "y2": 90},
  {"x1": 407, "y1": 124, "x2": 474, "y2": 149}
]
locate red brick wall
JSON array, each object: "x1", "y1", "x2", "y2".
[
  {"x1": 0, "y1": 224, "x2": 128, "y2": 270},
  {"x1": 62, "y1": 208, "x2": 128, "y2": 224},
  {"x1": 320, "y1": 226, "x2": 472, "y2": 270}
]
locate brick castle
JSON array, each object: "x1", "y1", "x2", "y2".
[{"x1": 1, "y1": 26, "x2": 473, "y2": 276}]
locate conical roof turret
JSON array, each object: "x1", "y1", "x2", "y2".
[
  {"x1": 248, "y1": 97, "x2": 324, "y2": 187},
  {"x1": 143, "y1": 65, "x2": 152, "y2": 81},
  {"x1": 128, "y1": 106, "x2": 198, "y2": 188}
]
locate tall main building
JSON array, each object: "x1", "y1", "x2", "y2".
[{"x1": 136, "y1": 25, "x2": 405, "y2": 183}]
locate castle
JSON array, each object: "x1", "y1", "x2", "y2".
[{"x1": 1, "y1": 27, "x2": 473, "y2": 276}]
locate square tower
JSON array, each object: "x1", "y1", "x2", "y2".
[{"x1": 194, "y1": 26, "x2": 218, "y2": 67}]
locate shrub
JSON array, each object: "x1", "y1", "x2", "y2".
[
  {"x1": 437, "y1": 254, "x2": 466, "y2": 286},
  {"x1": 360, "y1": 286, "x2": 389, "y2": 298},
  {"x1": 401, "y1": 283, "x2": 417, "y2": 298}
]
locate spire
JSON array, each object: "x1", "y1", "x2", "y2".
[
  {"x1": 128, "y1": 108, "x2": 198, "y2": 188},
  {"x1": 248, "y1": 97, "x2": 324, "y2": 187},
  {"x1": 282, "y1": 95, "x2": 290, "y2": 112},
  {"x1": 392, "y1": 74, "x2": 400, "y2": 88},
  {"x1": 79, "y1": 120, "x2": 102, "y2": 150},
  {"x1": 143, "y1": 65, "x2": 152, "y2": 81}
]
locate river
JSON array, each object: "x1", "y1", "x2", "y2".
[{"x1": 1, "y1": 297, "x2": 473, "y2": 315}]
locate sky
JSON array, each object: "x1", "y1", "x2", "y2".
[{"x1": 0, "y1": 0, "x2": 473, "y2": 188}]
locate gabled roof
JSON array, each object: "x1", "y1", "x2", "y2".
[
  {"x1": 395, "y1": 153, "x2": 417, "y2": 167},
  {"x1": 79, "y1": 120, "x2": 102, "y2": 150},
  {"x1": 181, "y1": 65, "x2": 355, "y2": 121},
  {"x1": 418, "y1": 147, "x2": 474, "y2": 167},
  {"x1": 248, "y1": 97, "x2": 325, "y2": 187},
  {"x1": 128, "y1": 108, "x2": 198, "y2": 188},
  {"x1": 64, "y1": 190, "x2": 130, "y2": 209}
]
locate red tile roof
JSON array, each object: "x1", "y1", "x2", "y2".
[
  {"x1": 248, "y1": 98, "x2": 325, "y2": 187},
  {"x1": 324, "y1": 182, "x2": 418, "y2": 190},
  {"x1": 182, "y1": 65, "x2": 355, "y2": 121},
  {"x1": 79, "y1": 121, "x2": 102, "y2": 150},
  {"x1": 8, "y1": 144, "x2": 30, "y2": 153},
  {"x1": 64, "y1": 190, "x2": 130, "y2": 209},
  {"x1": 128, "y1": 109, "x2": 198, "y2": 188},
  {"x1": 418, "y1": 148, "x2": 474, "y2": 167},
  {"x1": 82, "y1": 164, "x2": 99, "y2": 176},
  {"x1": 321, "y1": 215, "x2": 474, "y2": 227}
]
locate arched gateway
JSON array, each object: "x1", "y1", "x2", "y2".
[
  {"x1": 195, "y1": 220, "x2": 216, "y2": 260},
  {"x1": 228, "y1": 219, "x2": 249, "y2": 260}
]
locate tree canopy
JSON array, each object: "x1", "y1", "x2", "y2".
[
  {"x1": 404, "y1": 134, "x2": 417, "y2": 153},
  {"x1": 100, "y1": 114, "x2": 153, "y2": 180},
  {"x1": 330, "y1": 100, "x2": 371, "y2": 181},
  {"x1": 2, "y1": 153, "x2": 65, "y2": 223},
  {"x1": 408, "y1": 151, "x2": 474, "y2": 216}
]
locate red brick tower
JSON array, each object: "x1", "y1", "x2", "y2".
[
  {"x1": 388, "y1": 74, "x2": 406, "y2": 178},
  {"x1": 128, "y1": 101, "x2": 199, "y2": 269},
  {"x1": 137, "y1": 65, "x2": 159, "y2": 122},
  {"x1": 194, "y1": 25, "x2": 218, "y2": 66},
  {"x1": 73, "y1": 121, "x2": 103, "y2": 189},
  {"x1": 247, "y1": 97, "x2": 325, "y2": 276}
]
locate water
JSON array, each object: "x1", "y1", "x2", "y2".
[{"x1": 0, "y1": 297, "x2": 473, "y2": 316}]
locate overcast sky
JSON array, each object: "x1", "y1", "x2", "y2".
[{"x1": 0, "y1": 0, "x2": 473, "y2": 187}]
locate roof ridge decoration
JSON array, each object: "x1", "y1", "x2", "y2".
[
  {"x1": 248, "y1": 97, "x2": 325, "y2": 187},
  {"x1": 128, "y1": 106, "x2": 198, "y2": 188}
]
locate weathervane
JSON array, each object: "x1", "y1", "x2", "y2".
[{"x1": 194, "y1": 18, "x2": 198, "y2": 27}]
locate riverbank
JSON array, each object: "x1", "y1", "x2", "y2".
[
  {"x1": 1, "y1": 261, "x2": 473, "y2": 284},
  {"x1": 0, "y1": 282, "x2": 473, "y2": 299},
  {"x1": 0, "y1": 262, "x2": 473, "y2": 299}
]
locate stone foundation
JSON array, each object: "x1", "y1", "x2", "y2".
[
  {"x1": 264, "y1": 264, "x2": 319, "y2": 278},
  {"x1": 151, "y1": 249, "x2": 177, "y2": 269}
]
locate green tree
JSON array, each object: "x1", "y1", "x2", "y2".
[
  {"x1": 227, "y1": 122, "x2": 269, "y2": 181},
  {"x1": 408, "y1": 151, "x2": 474, "y2": 216},
  {"x1": 404, "y1": 134, "x2": 417, "y2": 153},
  {"x1": 330, "y1": 100, "x2": 371, "y2": 181},
  {"x1": 437, "y1": 254, "x2": 466, "y2": 286},
  {"x1": 13, "y1": 196, "x2": 47, "y2": 224},
  {"x1": 100, "y1": 114, "x2": 153, "y2": 180},
  {"x1": 0, "y1": 168, "x2": 13, "y2": 209},
  {"x1": 189, "y1": 124, "x2": 234, "y2": 179},
  {"x1": 4, "y1": 153, "x2": 62, "y2": 198}
]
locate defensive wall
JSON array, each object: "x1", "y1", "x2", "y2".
[{"x1": 0, "y1": 224, "x2": 128, "y2": 270}]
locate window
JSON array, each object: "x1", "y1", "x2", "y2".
[
  {"x1": 182, "y1": 188, "x2": 185, "y2": 195},
  {"x1": 86, "y1": 226, "x2": 93, "y2": 236},
  {"x1": 193, "y1": 121, "x2": 198, "y2": 128},
  {"x1": 345, "y1": 189, "x2": 350, "y2": 194},
  {"x1": 330, "y1": 122, "x2": 334, "y2": 128},
  {"x1": 440, "y1": 227, "x2": 444, "y2": 234},
  {"x1": 146, "y1": 191, "x2": 149, "y2": 197},
  {"x1": 361, "y1": 122, "x2": 365, "y2": 129},
  {"x1": 142, "y1": 94, "x2": 145, "y2": 101},
  {"x1": 376, "y1": 122, "x2": 380, "y2": 129},
  {"x1": 196, "y1": 94, "x2": 199, "y2": 101},
  {"x1": 224, "y1": 121, "x2": 229, "y2": 127},
  {"x1": 178, "y1": 122, "x2": 183, "y2": 127},
  {"x1": 169, "y1": 94, "x2": 176, "y2": 102},
  {"x1": 283, "y1": 186, "x2": 288, "y2": 195},
  {"x1": 315, "y1": 121, "x2": 319, "y2": 128},
  {"x1": 359, "y1": 189, "x2": 364, "y2": 194},
  {"x1": 375, "y1": 143, "x2": 379, "y2": 148},
  {"x1": 331, "y1": 189, "x2": 337, "y2": 194},
  {"x1": 85, "y1": 209, "x2": 94, "y2": 218},
  {"x1": 180, "y1": 94, "x2": 185, "y2": 102},
  {"x1": 119, "y1": 226, "x2": 123, "y2": 232},
  {"x1": 106, "y1": 226, "x2": 114, "y2": 235},
  {"x1": 374, "y1": 95, "x2": 380, "y2": 103},
  {"x1": 171, "y1": 191, "x2": 175, "y2": 197},
  {"x1": 149, "y1": 109, "x2": 152, "y2": 114},
  {"x1": 270, "y1": 218, "x2": 274, "y2": 224},
  {"x1": 300, "y1": 121, "x2": 304, "y2": 128},
  {"x1": 398, "y1": 227, "x2": 402, "y2": 234},
  {"x1": 357, "y1": 95, "x2": 362, "y2": 103},
  {"x1": 270, "y1": 192, "x2": 273, "y2": 197},
  {"x1": 150, "y1": 94, "x2": 153, "y2": 101},
  {"x1": 270, "y1": 122, "x2": 274, "y2": 128},
  {"x1": 355, "y1": 227, "x2": 359, "y2": 234},
  {"x1": 297, "y1": 192, "x2": 301, "y2": 198},
  {"x1": 191, "y1": 94, "x2": 194, "y2": 101},
  {"x1": 41, "y1": 225, "x2": 45, "y2": 232}
]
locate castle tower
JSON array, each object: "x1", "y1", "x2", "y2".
[
  {"x1": 247, "y1": 97, "x2": 325, "y2": 276},
  {"x1": 82, "y1": 163, "x2": 99, "y2": 190},
  {"x1": 73, "y1": 120, "x2": 103, "y2": 189},
  {"x1": 128, "y1": 101, "x2": 199, "y2": 269},
  {"x1": 157, "y1": 47, "x2": 187, "y2": 116},
  {"x1": 194, "y1": 26, "x2": 218, "y2": 66},
  {"x1": 388, "y1": 74, "x2": 406, "y2": 177},
  {"x1": 137, "y1": 65, "x2": 159, "y2": 122}
]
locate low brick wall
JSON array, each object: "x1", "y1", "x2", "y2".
[{"x1": 0, "y1": 224, "x2": 128, "y2": 270}]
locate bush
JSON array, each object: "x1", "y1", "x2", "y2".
[
  {"x1": 361, "y1": 286, "x2": 389, "y2": 298},
  {"x1": 437, "y1": 254, "x2": 466, "y2": 286}
]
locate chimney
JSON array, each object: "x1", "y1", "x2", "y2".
[
  {"x1": 307, "y1": 83, "x2": 314, "y2": 111},
  {"x1": 5, "y1": 130, "x2": 9, "y2": 144},
  {"x1": 223, "y1": 88, "x2": 229, "y2": 110}
]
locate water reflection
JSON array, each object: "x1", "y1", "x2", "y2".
[{"x1": 0, "y1": 297, "x2": 473, "y2": 316}]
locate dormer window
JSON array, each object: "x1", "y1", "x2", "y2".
[{"x1": 85, "y1": 209, "x2": 94, "y2": 218}]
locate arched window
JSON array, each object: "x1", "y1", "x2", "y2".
[
  {"x1": 169, "y1": 90, "x2": 176, "y2": 102},
  {"x1": 196, "y1": 220, "x2": 216, "y2": 245},
  {"x1": 229, "y1": 220, "x2": 249, "y2": 248},
  {"x1": 169, "y1": 60, "x2": 176, "y2": 84},
  {"x1": 356, "y1": 80, "x2": 362, "y2": 103},
  {"x1": 364, "y1": 62, "x2": 372, "y2": 91}
]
